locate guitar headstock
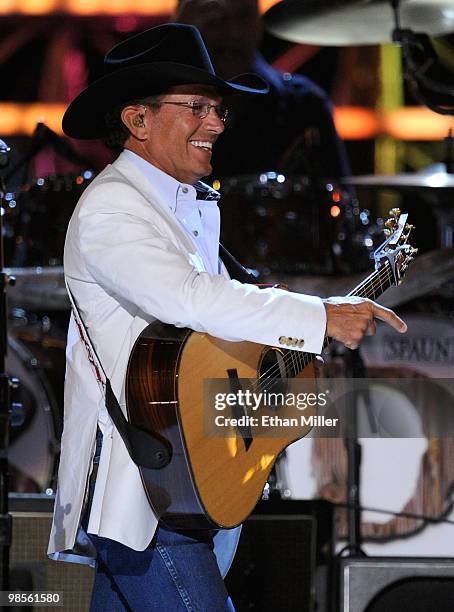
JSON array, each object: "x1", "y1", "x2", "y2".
[{"x1": 374, "y1": 208, "x2": 417, "y2": 285}]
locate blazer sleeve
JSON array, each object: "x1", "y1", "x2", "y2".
[{"x1": 77, "y1": 191, "x2": 327, "y2": 354}]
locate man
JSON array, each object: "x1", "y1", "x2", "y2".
[
  {"x1": 48, "y1": 24, "x2": 406, "y2": 611},
  {"x1": 174, "y1": 0, "x2": 350, "y2": 179}
]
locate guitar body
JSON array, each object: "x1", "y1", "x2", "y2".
[{"x1": 126, "y1": 320, "x2": 316, "y2": 530}]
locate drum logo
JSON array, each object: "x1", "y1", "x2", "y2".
[{"x1": 383, "y1": 335, "x2": 454, "y2": 363}]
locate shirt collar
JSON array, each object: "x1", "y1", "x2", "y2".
[{"x1": 123, "y1": 149, "x2": 197, "y2": 213}]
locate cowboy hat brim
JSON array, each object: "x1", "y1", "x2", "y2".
[{"x1": 62, "y1": 61, "x2": 269, "y2": 139}]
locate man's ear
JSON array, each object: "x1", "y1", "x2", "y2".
[{"x1": 121, "y1": 106, "x2": 148, "y2": 140}]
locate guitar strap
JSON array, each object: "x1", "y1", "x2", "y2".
[
  {"x1": 65, "y1": 280, "x2": 171, "y2": 470},
  {"x1": 65, "y1": 178, "x2": 258, "y2": 471},
  {"x1": 219, "y1": 243, "x2": 260, "y2": 284}
]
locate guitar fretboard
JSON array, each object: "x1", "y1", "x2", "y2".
[{"x1": 286, "y1": 260, "x2": 395, "y2": 378}]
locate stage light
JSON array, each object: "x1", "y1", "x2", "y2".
[
  {"x1": 384, "y1": 107, "x2": 454, "y2": 140},
  {"x1": 333, "y1": 107, "x2": 379, "y2": 140},
  {"x1": 19, "y1": 0, "x2": 59, "y2": 13},
  {"x1": 0, "y1": 103, "x2": 450, "y2": 141}
]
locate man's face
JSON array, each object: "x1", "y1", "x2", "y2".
[
  {"x1": 125, "y1": 85, "x2": 225, "y2": 184},
  {"x1": 176, "y1": 0, "x2": 261, "y2": 78}
]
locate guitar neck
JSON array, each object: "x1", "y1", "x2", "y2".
[
  {"x1": 321, "y1": 260, "x2": 394, "y2": 353},
  {"x1": 294, "y1": 260, "x2": 395, "y2": 375}
]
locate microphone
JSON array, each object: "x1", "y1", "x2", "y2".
[
  {"x1": 0, "y1": 140, "x2": 10, "y2": 169},
  {"x1": 390, "y1": 0, "x2": 454, "y2": 116}
]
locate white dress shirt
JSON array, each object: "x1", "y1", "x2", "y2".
[{"x1": 123, "y1": 149, "x2": 221, "y2": 275}]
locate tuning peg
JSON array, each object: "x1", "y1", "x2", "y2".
[
  {"x1": 389, "y1": 208, "x2": 401, "y2": 218},
  {"x1": 383, "y1": 229, "x2": 391, "y2": 236},
  {"x1": 410, "y1": 247, "x2": 418, "y2": 256},
  {"x1": 385, "y1": 219, "x2": 395, "y2": 230}
]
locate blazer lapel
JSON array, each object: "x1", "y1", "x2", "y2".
[{"x1": 109, "y1": 152, "x2": 199, "y2": 255}]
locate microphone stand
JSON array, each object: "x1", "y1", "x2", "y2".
[
  {"x1": 4, "y1": 122, "x2": 91, "y2": 185},
  {"x1": 339, "y1": 348, "x2": 377, "y2": 558}
]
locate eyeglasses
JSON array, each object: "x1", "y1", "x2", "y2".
[{"x1": 157, "y1": 100, "x2": 229, "y2": 123}]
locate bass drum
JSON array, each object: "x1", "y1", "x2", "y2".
[
  {"x1": 6, "y1": 334, "x2": 61, "y2": 493},
  {"x1": 281, "y1": 309, "x2": 454, "y2": 542}
]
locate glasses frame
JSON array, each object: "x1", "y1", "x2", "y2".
[{"x1": 151, "y1": 100, "x2": 229, "y2": 123}]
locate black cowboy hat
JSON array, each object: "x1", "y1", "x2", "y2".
[{"x1": 63, "y1": 23, "x2": 269, "y2": 139}]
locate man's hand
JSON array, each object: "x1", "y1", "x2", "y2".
[{"x1": 323, "y1": 296, "x2": 407, "y2": 349}]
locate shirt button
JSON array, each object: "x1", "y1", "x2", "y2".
[
  {"x1": 182, "y1": 187, "x2": 189, "y2": 194},
  {"x1": 193, "y1": 230, "x2": 199, "y2": 237}
]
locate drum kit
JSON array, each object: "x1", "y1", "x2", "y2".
[{"x1": 2, "y1": 149, "x2": 453, "y2": 516}]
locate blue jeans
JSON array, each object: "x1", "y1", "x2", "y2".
[
  {"x1": 86, "y1": 431, "x2": 235, "y2": 611},
  {"x1": 89, "y1": 528, "x2": 235, "y2": 612}
]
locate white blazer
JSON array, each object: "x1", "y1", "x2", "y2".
[{"x1": 48, "y1": 152, "x2": 326, "y2": 572}]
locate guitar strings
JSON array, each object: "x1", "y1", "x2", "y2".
[
  {"x1": 251, "y1": 262, "x2": 395, "y2": 395},
  {"x1": 254, "y1": 270, "x2": 392, "y2": 394},
  {"x1": 255, "y1": 263, "x2": 394, "y2": 392}
]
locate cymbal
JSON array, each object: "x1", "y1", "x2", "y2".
[
  {"x1": 343, "y1": 172, "x2": 454, "y2": 190},
  {"x1": 264, "y1": 0, "x2": 454, "y2": 46}
]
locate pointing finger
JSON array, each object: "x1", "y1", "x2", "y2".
[{"x1": 371, "y1": 303, "x2": 407, "y2": 333}]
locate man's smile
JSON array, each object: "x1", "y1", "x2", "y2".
[{"x1": 189, "y1": 140, "x2": 214, "y2": 152}]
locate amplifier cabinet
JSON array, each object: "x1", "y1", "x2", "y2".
[
  {"x1": 8, "y1": 495, "x2": 94, "y2": 612},
  {"x1": 338, "y1": 557, "x2": 454, "y2": 612}
]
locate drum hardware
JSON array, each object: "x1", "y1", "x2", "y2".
[
  {"x1": 6, "y1": 333, "x2": 61, "y2": 494},
  {"x1": 4, "y1": 267, "x2": 68, "y2": 311},
  {"x1": 265, "y1": 0, "x2": 454, "y2": 113},
  {"x1": 9, "y1": 377, "x2": 23, "y2": 429},
  {"x1": 0, "y1": 137, "x2": 18, "y2": 589},
  {"x1": 263, "y1": 0, "x2": 454, "y2": 46}
]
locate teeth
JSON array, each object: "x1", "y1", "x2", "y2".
[{"x1": 190, "y1": 140, "x2": 213, "y2": 151}]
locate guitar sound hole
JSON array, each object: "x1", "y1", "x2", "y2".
[{"x1": 258, "y1": 348, "x2": 288, "y2": 409}]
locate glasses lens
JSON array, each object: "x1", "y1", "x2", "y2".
[
  {"x1": 188, "y1": 102, "x2": 203, "y2": 117},
  {"x1": 189, "y1": 102, "x2": 229, "y2": 123}
]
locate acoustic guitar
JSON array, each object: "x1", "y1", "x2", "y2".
[{"x1": 126, "y1": 209, "x2": 416, "y2": 530}]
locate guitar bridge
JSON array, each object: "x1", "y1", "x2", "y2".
[{"x1": 227, "y1": 368, "x2": 253, "y2": 451}]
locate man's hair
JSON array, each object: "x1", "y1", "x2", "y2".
[{"x1": 102, "y1": 95, "x2": 163, "y2": 151}]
